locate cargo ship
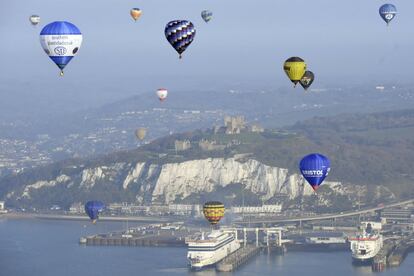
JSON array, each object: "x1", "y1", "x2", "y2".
[{"x1": 349, "y1": 222, "x2": 383, "y2": 265}]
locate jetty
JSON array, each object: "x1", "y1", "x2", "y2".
[
  {"x1": 80, "y1": 222, "x2": 189, "y2": 247},
  {"x1": 82, "y1": 234, "x2": 186, "y2": 247},
  {"x1": 372, "y1": 239, "x2": 395, "y2": 272},
  {"x1": 388, "y1": 238, "x2": 414, "y2": 267},
  {"x1": 216, "y1": 246, "x2": 261, "y2": 272}
]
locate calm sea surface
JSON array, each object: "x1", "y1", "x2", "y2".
[{"x1": 0, "y1": 218, "x2": 413, "y2": 276}]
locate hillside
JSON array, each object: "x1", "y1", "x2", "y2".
[
  {"x1": 1, "y1": 109, "x2": 413, "y2": 210},
  {"x1": 2, "y1": 83, "x2": 414, "y2": 179}
]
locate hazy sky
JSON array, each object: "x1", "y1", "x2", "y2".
[{"x1": 0, "y1": 0, "x2": 413, "y2": 113}]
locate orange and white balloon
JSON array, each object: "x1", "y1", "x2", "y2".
[{"x1": 130, "y1": 8, "x2": 142, "y2": 21}]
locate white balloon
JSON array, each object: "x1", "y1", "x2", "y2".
[
  {"x1": 156, "y1": 89, "x2": 168, "y2": 101},
  {"x1": 30, "y1": 15, "x2": 41, "y2": 26}
]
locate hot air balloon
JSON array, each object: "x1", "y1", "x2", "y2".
[
  {"x1": 300, "y1": 71, "x2": 315, "y2": 91},
  {"x1": 284, "y1": 57, "x2": 306, "y2": 86},
  {"x1": 299, "y1": 153, "x2": 330, "y2": 192},
  {"x1": 156, "y1": 88, "x2": 168, "y2": 101},
  {"x1": 201, "y1": 10, "x2": 213, "y2": 23},
  {"x1": 84, "y1": 201, "x2": 105, "y2": 224},
  {"x1": 130, "y1": 8, "x2": 142, "y2": 21},
  {"x1": 135, "y1": 128, "x2": 147, "y2": 141},
  {"x1": 165, "y1": 20, "x2": 196, "y2": 59},
  {"x1": 40, "y1": 21, "x2": 82, "y2": 76},
  {"x1": 30, "y1": 15, "x2": 40, "y2": 26},
  {"x1": 203, "y1": 201, "x2": 225, "y2": 225},
  {"x1": 379, "y1": 4, "x2": 397, "y2": 25}
]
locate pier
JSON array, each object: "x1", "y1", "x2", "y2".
[
  {"x1": 372, "y1": 235, "x2": 414, "y2": 272},
  {"x1": 387, "y1": 237, "x2": 414, "y2": 267},
  {"x1": 216, "y1": 246, "x2": 261, "y2": 272}
]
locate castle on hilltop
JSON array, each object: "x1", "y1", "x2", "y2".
[
  {"x1": 224, "y1": 116, "x2": 246, "y2": 134},
  {"x1": 213, "y1": 116, "x2": 264, "y2": 135},
  {"x1": 174, "y1": 116, "x2": 264, "y2": 152}
]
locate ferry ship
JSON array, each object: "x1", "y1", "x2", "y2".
[
  {"x1": 186, "y1": 229, "x2": 240, "y2": 270},
  {"x1": 349, "y1": 222, "x2": 383, "y2": 265}
]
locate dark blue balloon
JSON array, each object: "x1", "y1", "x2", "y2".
[
  {"x1": 299, "y1": 153, "x2": 330, "y2": 191},
  {"x1": 84, "y1": 201, "x2": 105, "y2": 222},
  {"x1": 379, "y1": 4, "x2": 397, "y2": 25},
  {"x1": 165, "y1": 20, "x2": 196, "y2": 58}
]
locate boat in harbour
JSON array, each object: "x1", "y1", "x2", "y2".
[
  {"x1": 186, "y1": 229, "x2": 240, "y2": 270},
  {"x1": 349, "y1": 221, "x2": 383, "y2": 265}
]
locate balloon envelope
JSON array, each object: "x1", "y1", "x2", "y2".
[
  {"x1": 283, "y1": 57, "x2": 306, "y2": 86},
  {"x1": 165, "y1": 20, "x2": 196, "y2": 58},
  {"x1": 379, "y1": 4, "x2": 397, "y2": 25},
  {"x1": 203, "y1": 201, "x2": 225, "y2": 225},
  {"x1": 30, "y1": 15, "x2": 40, "y2": 26},
  {"x1": 201, "y1": 10, "x2": 213, "y2": 23},
  {"x1": 40, "y1": 21, "x2": 82, "y2": 75},
  {"x1": 130, "y1": 8, "x2": 142, "y2": 21},
  {"x1": 299, "y1": 153, "x2": 330, "y2": 191},
  {"x1": 84, "y1": 201, "x2": 105, "y2": 222},
  {"x1": 135, "y1": 128, "x2": 147, "y2": 141},
  {"x1": 300, "y1": 71, "x2": 315, "y2": 90},
  {"x1": 156, "y1": 88, "x2": 168, "y2": 101}
]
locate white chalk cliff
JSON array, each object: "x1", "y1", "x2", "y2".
[
  {"x1": 22, "y1": 174, "x2": 71, "y2": 199},
  {"x1": 152, "y1": 158, "x2": 315, "y2": 203},
  {"x1": 19, "y1": 157, "x2": 348, "y2": 204}
]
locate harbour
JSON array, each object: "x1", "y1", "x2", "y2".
[
  {"x1": 78, "y1": 218, "x2": 414, "y2": 272},
  {"x1": 4, "y1": 198, "x2": 414, "y2": 273},
  {"x1": 2, "y1": 217, "x2": 414, "y2": 276}
]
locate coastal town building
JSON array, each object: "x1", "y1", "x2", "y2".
[
  {"x1": 104, "y1": 203, "x2": 202, "y2": 217},
  {"x1": 0, "y1": 201, "x2": 7, "y2": 214},
  {"x1": 380, "y1": 207, "x2": 414, "y2": 225},
  {"x1": 231, "y1": 204, "x2": 282, "y2": 215},
  {"x1": 69, "y1": 202, "x2": 84, "y2": 214}
]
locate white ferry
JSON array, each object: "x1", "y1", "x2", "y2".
[
  {"x1": 186, "y1": 230, "x2": 240, "y2": 270},
  {"x1": 349, "y1": 222, "x2": 383, "y2": 265}
]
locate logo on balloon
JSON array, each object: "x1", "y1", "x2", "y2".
[
  {"x1": 302, "y1": 170, "x2": 324, "y2": 177},
  {"x1": 385, "y1": 14, "x2": 394, "y2": 20},
  {"x1": 54, "y1": 46, "x2": 67, "y2": 56}
]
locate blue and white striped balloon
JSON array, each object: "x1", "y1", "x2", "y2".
[
  {"x1": 40, "y1": 21, "x2": 82, "y2": 76},
  {"x1": 379, "y1": 4, "x2": 397, "y2": 25},
  {"x1": 165, "y1": 20, "x2": 196, "y2": 59}
]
